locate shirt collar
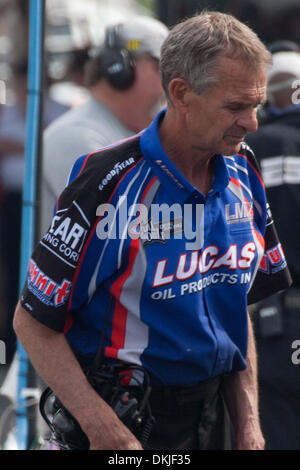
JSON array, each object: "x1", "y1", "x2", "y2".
[
  {"x1": 140, "y1": 108, "x2": 230, "y2": 202},
  {"x1": 210, "y1": 153, "x2": 230, "y2": 194}
]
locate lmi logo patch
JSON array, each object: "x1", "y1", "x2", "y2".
[{"x1": 225, "y1": 202, "x2": 253, "y2": 225}]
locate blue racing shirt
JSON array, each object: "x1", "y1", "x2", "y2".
[{"x1": 21, "y1": 110, "x2": 291, "y2": 386}]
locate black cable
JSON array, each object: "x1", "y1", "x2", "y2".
[{"x1": 87, "y1": 294, "x2": 114, "y2": 374}]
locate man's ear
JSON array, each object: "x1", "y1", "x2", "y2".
[{"x1": 168, "y1": 78, "x2": 192, "y2": 112}]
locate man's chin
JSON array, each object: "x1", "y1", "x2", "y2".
[{"x1": 220, "y1": 141, "x2": 243, "y2": 156}]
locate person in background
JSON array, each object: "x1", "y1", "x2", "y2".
[
  {"x1": 0, "y1": 61, "x2": 69, "y2": 370},
  {"x1": 41, "y1": 15, "x2": 169, "y2": 235},
  {"x1": 267, "y1": 40, "x2": 300, "y2": 55},
  {"x1": 246, "y1": 49, "x2": 300, "y2": 450},
  {"x1": 256, "y1": 40, "x2": 300, "y2": 124}
]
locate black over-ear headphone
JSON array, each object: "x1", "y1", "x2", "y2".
[{"x1": 100, "y1": 24, "x2": 135, "y2": 90}]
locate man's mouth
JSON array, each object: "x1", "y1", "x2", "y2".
[{"x1": 224, "y1": 134, "x2": 245, "y2": 142}]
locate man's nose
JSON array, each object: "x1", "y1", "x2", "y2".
[{"x1": 236, "y1": 109, "x2": 258, "y2": 133}]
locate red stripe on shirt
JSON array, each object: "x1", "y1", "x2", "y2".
[
  {"x1": 105, "y1": 176, "x2": 158, "y2": 357},
  {"x1": 78, "y1": 133, "x2": 142, "y2": 177},
  {"x1": 105, "y1": 237, "x2": 140, "y2": 358},
  {"x1": 236, "y1": 153, "x2": 265, "y2": 189}
]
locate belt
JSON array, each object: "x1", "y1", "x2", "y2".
[{"x1": 149, "y1": 375, "x2": 223, "y2": 407}]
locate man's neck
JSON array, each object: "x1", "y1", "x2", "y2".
[
  {"x1": 91, "y1": 83, "x2": 140, "y2": 133},
  {"x1": 158, "y1": 108, "x2": 214, "y2": 195}
]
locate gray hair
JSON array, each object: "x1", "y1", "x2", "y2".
[{"x1": 159, "y1": 11, "x2": 272, "y2": 100}]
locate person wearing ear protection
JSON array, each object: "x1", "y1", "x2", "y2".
[{"x1": 41, "y1": 16, "x2": 168, "y2": 236}]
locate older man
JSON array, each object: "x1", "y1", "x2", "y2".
[{"x1": 14, "y1": 12, "x2": 291, "y2": 450}]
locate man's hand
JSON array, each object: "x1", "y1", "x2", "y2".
[
  {"x1": 76, "y1": 392, "x2": 143, "y2": 450},
  {"x1": 235, "y1": 418, "x2": 265, "y2": 450},
  {"x1": 81, "y1": 405, "x2": 143, "y2": 450},
  {"x1": 13, "y1": 303, "x2": 143, "y2": 450}
]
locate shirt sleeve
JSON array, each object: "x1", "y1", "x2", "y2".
[
  {"x1": 241, "y1": 142, "x2": 293, "y2": 304},
  {"x1": 20, "y1": 139, "x2": 142, "y2": 331},
  {"x1": 247, "y1": 202, "x2": 292, "y2": 304},
  {"x1": 20, "y1": 154, "x2": 101, "y2": 331}
]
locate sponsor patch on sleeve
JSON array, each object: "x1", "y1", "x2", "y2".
[
  {"x1": 40, "y1": 201, "x2": 91, "y2": 268},
  {"x1": 26, "y1": 259, "x2": 71, "y2": 308}
]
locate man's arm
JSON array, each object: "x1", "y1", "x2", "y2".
[
  {"x1": 13, "y1": 302, "x2": 142, "y2": 450},
  {"x1": 222, "y1": 311, "x2": 265, "y2": 450}
]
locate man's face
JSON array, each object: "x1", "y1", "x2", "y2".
[{"x1": 183, "y1": 55, "x2": 267, "y2": 156}]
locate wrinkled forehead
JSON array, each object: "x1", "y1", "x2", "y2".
[
  {"x1": 215, "y1": 54, "x2": 267, "y2": 80},
  {"x1": 213, "y1": 55, "x2": 267, "y2": 100}
]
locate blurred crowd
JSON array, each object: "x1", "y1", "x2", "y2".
[{"x1": 0, "y1": 3, "x2": 92, "y2": 378}]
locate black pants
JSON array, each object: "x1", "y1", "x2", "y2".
[
  {"x1": 144, "y1": 376, "x2": 232, "y2": 450},
  {"x1": 42, "y1": 366, "x2": 233, "y2": 450}
]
